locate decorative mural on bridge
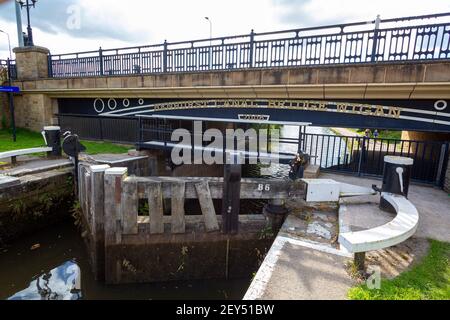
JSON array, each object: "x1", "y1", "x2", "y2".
[{"x1": 58, "y1": 98, "x2": 450, "y2": 132}]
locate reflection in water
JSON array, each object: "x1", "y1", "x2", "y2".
[
  {"x1": 0, "y1": 222, "x2": 250, "y2": 300},
  {"x1": 9, "y1": 261, "x2": 81, "y2": 300}
]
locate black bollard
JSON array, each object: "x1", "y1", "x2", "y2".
[
  {"x1": 42, "y1": 126, "x2": 62, "y2": 157},
  {"x1": 263, "y1": 199, "x2": 289, "y2": 232},
  {"x1": 379, "y1": 156, "x2": 413, "y2": 213},
  {"x1": 62, "y1": 133, "x2": 86, "y2": 196}
]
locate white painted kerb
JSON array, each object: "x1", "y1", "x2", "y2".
[{"x1": 339, "y1": 193, "x2": 419, "y2": 253}]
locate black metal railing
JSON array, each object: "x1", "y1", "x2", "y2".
[
  {"x1": 57, "y1": 114, "x2": 449, "y2": 186},
  {"x1": 57, "y1": 114, "x2": 138, "y2": 144},
  {"x1": 298, "y1": 133, "x2": 449, "y2": 186},
  {"x1": 0, "y1": 59, "x2": 17, "y2": 81},
  {"x1": 136, "y1": 118, "x2": 449, "y2": 185},
  {"x1": 47, "y1": 12, "x2": 450, "y2": 78}
]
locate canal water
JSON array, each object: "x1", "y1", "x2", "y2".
[
  {"x1": 0, "y1": 126, "x2": 337, "y2": 300},
  {"x1": 0, "y1": 221, "x2": 251, "y2": 300}
]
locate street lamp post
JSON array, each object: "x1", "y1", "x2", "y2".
[
  {"x1": 0, "y1": 30, "x2": 12, "y2": 59},
  {"x1": 204, "y1": 17, "x2": 212, "y2": 69},
  {"x1": 204, "y1": 17, "x2": 212, "y2": 45},
  {"x1": 16, "y1": 0, "x2": 38, "y2": 46}
]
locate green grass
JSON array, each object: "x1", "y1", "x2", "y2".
[
  {"x1": 0, "y1": 128, "x2": 131, "y2": 155},
  {"x1": 348, "y1": 240, "x2": 450, "y2": 300},
  {"x1": 80, "y1": 140, "x2": 131, "y2": 155}
]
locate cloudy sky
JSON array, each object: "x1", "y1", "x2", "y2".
[{"x1": 0, "y1": 0, "x2": 449, "y2": 58}]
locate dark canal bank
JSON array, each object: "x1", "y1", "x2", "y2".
[{"x1": 0, "y1": 220, "x2": 251, "y2": 300}]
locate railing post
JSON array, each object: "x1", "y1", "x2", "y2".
[
  {"x1": 47, "y1": 53, "x2": 53, "y2": 77},
  {"x1": 99, "y1": 47, "x2": 104, "y2": 76},
  {"x1": 249, "y1": 29, "x2": 255, "y2": 68},
  {"x1": 138, "y1": 116, "x2": 143, "y2": 145},
  {"x1": 163, "y1": 40, "x2": 168, "y2": 73},
  {"x1": 358, "y1": 136, "x2": 367, "y2": 176},
  {"x1": 370, "y1": 15, "x2": 381, "y2": 62},
  {"x1": 6, "y1": 58, "x2": 17, "y2": 142},
  {"x1": 99, "y1": 117, "x2": 104, "y2": 140}
]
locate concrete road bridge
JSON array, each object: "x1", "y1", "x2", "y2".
[{"x1": 1, "y1": 12, "x2": 450, "y2": 188}]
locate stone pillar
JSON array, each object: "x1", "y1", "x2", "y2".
[{"x1": 13, "y1": 46, "x2": 50, "y2": 80}]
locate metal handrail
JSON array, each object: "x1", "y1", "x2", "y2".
[
  {"x1": 0, "y1": 59, "x2": 17, "y2": 80},
  {"x1": 4, "y1": 12, "x2": 450, "y2": 78},
  {"x1": 50, "y1": 12, "x2": 450, "y2": 58},
  {"x1": 52, "y1": 12, "x2": 450, "y2": 57}
]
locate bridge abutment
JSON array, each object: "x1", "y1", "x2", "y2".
[
  {"x1": 9, "y1": 46, "x2": 58, "y2": 131},
  {"x1": 401, "y1": 131, "x2": 450, "y2": 192},
  {"x1": 13, "y1": 93, "x2": 57, "y2": 131}
]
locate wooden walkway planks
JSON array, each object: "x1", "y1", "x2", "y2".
[
  {"x1": 195, "y1": 181, "x2": 219, "y2": 232},
  {"x1": 147, "y1": 182, "x2": 164, "y2": 234},
  {"x1": 171, "y1": 181, "x2": 186, "y2": 233},
  {"x1": 121, "y1": 178, "x2": 138, "y2": 234}
]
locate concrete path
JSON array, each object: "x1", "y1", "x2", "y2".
[
  {"x1": 331, "y1": 127, "x2": 361, "y2": 137},
  {"x1": 323, "y1": 173, "x2": 450, "y2": 242},
  {"x1": 244, "y1": 232, "x2": 355, "y2": 300},
  {"x1": 245, "y1": 172, "x2": 450, "y2": 300},
  {"x1": 244, "y1": 213, "x2": 355, "y2": 300},
  {"x1": 259, "y1": 241, "x2": 354, "y2": 300}
]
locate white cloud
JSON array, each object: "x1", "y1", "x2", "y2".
[{"x1": 0, "y1": 0, "x2": 448, "y2": 58}]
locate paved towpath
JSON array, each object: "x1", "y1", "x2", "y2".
[{"x1": 244, "y1": 173, "x2": 450, "y2": 300}]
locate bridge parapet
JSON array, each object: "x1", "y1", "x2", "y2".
[
  {"x1": 43, "y1": 12, "x2": 450, "y2": 79},
  {"x1": 11, "y1": 61, "x2": 450, "y2": 99}
]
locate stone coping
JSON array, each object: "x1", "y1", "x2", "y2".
[{"x1": 13, "y1": 46, "x2": 50, "y2": 54}]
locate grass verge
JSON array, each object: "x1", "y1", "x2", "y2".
[
  {"x1": 348, "y1": 239, "x2": 450, "y2": 300},
  {"x1": 0, "y1": 128, "x2": 130, "y2": 155}
]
